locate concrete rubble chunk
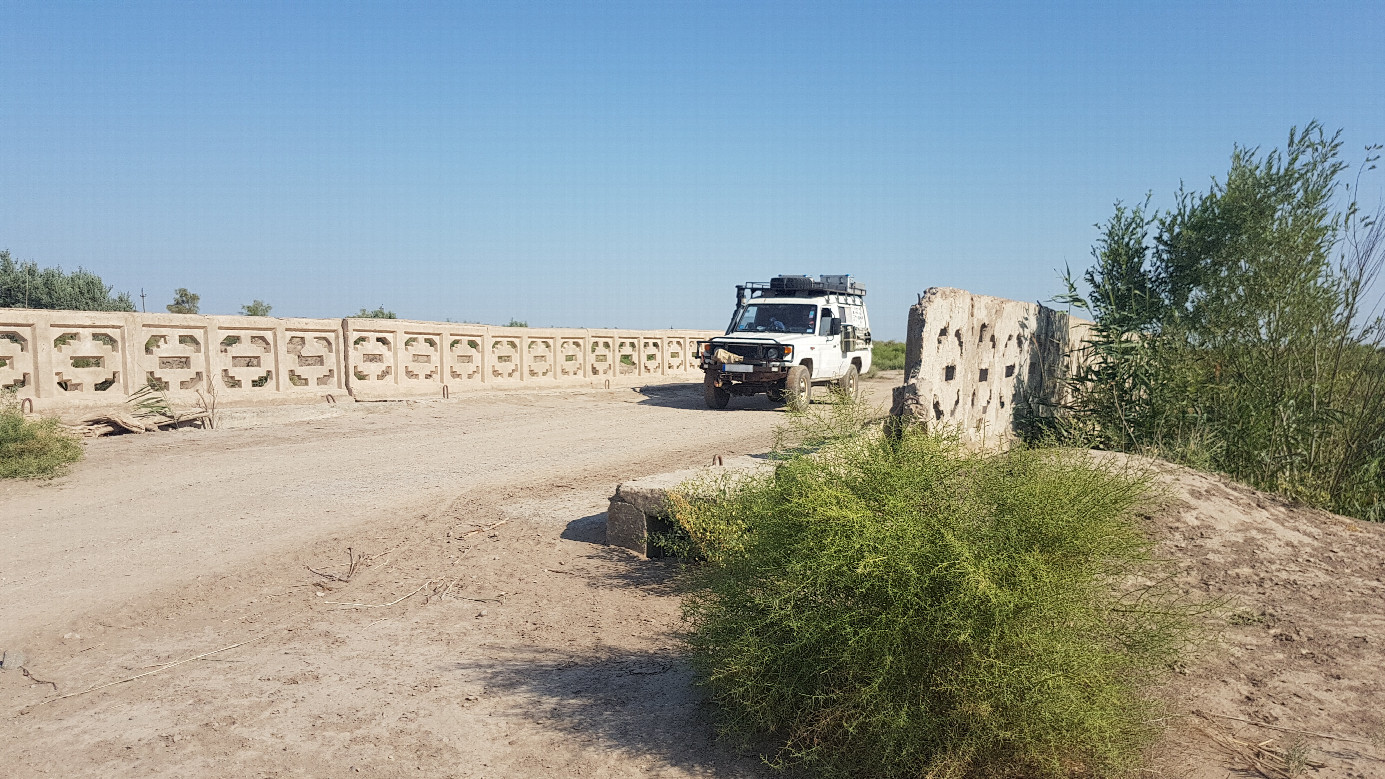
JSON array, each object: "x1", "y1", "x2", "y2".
[
  {"x1": 1, "y1": 649, "x2": 27, "y2": 671},
  {"x1": 607, "y1": 455, "x2": 771, "y2": 557},
  {"x1": 890, "y1": 287, "x2": 1091, "y2": 448}
]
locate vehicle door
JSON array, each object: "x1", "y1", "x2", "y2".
[
  {"x1": 816, "y1": 305, "x2": 843, "y2": 379},
  {"x1": 842, "y1": 302, "x2": 868, "y2": 355}
]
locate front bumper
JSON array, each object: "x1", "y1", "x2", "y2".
[
  {"x1": 716, "y1": 362, "x2": 788, "y2": 374},
  {"x1": 696, "y1": 340, "x2": 794, "y2": 375}
]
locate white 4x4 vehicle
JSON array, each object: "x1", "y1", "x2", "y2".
[{"x1": 697, "y1": 275, "x2": 872, "y2": 409}]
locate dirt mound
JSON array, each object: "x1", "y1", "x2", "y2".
[{"x1": 1125, "y1": 454, "x2": 1385, "y2": 777}]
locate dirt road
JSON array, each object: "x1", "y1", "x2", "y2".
[{"x1": 0, "y1": 380, "x2": 893, "y2": 778}]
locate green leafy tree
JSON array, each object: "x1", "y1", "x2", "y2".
[
  {"x1": 0, "y1": 250, "x2": 135, "y2": 311},
  {"x1": 505, "y1": 319, "x2": 528, "y2": 327},
  {"x1": 350, "y1": 305, "x2": 396, "y2": 319},
  {"x1": 239, "y1": 300, "x2": 272, "y2": 316},
  {"x1": 1060, "y1": 123, "x2": 1385, "y2": 519},
  {"x1": 166, "y1": 288, "x2": 200, "y2": 314}
]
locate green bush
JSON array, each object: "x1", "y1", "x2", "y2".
[
  {"x1": 1058, "y1": 123, "x2": 1385, "y2": 521},
  {"x1": 671, "y1": 417, "x2": 1201, "y2": 778},
  {"x1": 871, "y1": 340, "x2": 905, "y2": 371},
  {"x1": 0, "y1": 392, "x2": 83, "y2": 478}
]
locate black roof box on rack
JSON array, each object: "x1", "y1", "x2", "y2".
[
  {"x1": 765, "y1": 275, "x2": 866, "y2": 296},
  {"x1": 770, "y1": 275, "x2": 817, "y2": 292}
]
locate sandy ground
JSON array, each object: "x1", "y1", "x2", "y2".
[
  {"x1": 1134, "y1": 456, "x2": 1385, "y2": 779},
  {"x1": 3, "y1": 377, "x2": 1383, "y2": 778},
  {"x1": 0, "y1": 380, "x2": 889, "y2": 778}
]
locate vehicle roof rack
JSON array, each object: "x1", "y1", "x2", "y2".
[{"x1": 740, "y1": 275, "x2": 866, "y2": 299}]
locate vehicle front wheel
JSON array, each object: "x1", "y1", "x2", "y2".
[
  {"x1": 836, "y1": 363, "x2": 860, "y2": 399},
  {"x1": 704, "y1": 372, "x2": 731, "y2": 409},
  {"x1": 785, "y1": 365, "x2": 812, "y2": 412}
]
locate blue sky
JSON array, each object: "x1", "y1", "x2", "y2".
[{"x1": 2, "y1": 1, "x2": 1382, "y2": 338}]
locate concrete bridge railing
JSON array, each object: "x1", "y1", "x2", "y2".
[{"x1": 0, "y1": 308, "x2": 717, "y2": 411}]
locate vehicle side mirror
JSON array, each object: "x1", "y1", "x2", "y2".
[{"x1": 829, "y1": 318, "x2": 842, "y2": 336}]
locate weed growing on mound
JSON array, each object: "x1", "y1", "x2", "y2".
[
  {"x1": 0, "y1": 390, "x2": 82, "y2": 478},
  {"x1": 671, "y1": 416, "x2": 1204, "y2": 778}
]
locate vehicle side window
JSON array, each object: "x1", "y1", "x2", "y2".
[{"x1": 819, "y1": 308, "x2": 834, "y2": 335}]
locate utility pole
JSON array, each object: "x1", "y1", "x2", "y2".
[{"x1": 140, "y1": 288, "x2": 147, "y2": 313}]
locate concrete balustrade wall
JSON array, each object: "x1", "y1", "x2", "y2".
[
  {"x1": 889, "y1": 287, "x2": 1091, "y2": 447},
  {"x1": 0, "y1": 308, "x2": 717, "y2": 411}
]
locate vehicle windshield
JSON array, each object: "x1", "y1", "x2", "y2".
[{"x1": 728, "y1": 303, "x2": 817, "y2": 334}]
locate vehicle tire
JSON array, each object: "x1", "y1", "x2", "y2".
[
  {"x1": 785, "y1": 365, "x2": 812, "y2": 412},
  {"x1": 836, "y1": 363, "x2": 860, "y2": 399},
  {"x1": 704, "y1": 372, "x2": 731, "y2": 409}
]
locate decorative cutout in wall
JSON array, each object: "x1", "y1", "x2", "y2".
[
  {"x1": 351, "y1": 333, "x2": 393, "y2": 382},
  {"x1": 642, "y1": 340, "x2": 663, "y2": 375},
  {"x1": 401, "y1": 335, "x2": 441, "y2": 382},
  {"x1": 53, "y1": 329, "x2": 123, "y2": 393},
  {"x1": 286, "y1": 332, "x2": 337, "y2": 388},
  {"x1": 526, "y1": 338, "x2": 554, "y2": 379},
  {"x1": 490, "y1": 339, "x2": 520, "y2": 380},
  {"x1": 589, "y1": 339, "x2": 614, "y2": 378},
  {"x1": 448, "y1": 336, "x2": 483, "y2": 382},
  {"x1": 0, "y1": 329, "x2": 34, "y2": 392},
  {"x1": 617, "y1": 339, "x2": 640, "y2": 376},
  {"x1": 664, "y1": 338, "x2": 686, "y2": 373},
  {"x1": 221, "y1": 330, "x2": 276, "y2": 390},
  {"x1": 142, "y1": 329, "x2": 205, "y2": 391},
  {"x1": 558, "y1": 339, "x2": 585, "y2": 378}
]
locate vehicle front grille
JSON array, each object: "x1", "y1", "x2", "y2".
[{"x1": 719, "y1": 344, "x2": 772, "y2": 362}]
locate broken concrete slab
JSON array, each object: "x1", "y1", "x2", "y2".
[
  {"x1": 890, "y1": 287, "x2": 1091, "y2": 448},
  {"x1": 607, "y1": 455, "x2": 771, "y2": 557}
]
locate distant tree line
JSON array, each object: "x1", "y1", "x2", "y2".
[
  {"x1": 5, "y1": 250, "x2": 559, "y2": 329},
  {"x1": 0, "y1": 250, "x2": 135, "y2": 311},
  {"x1": 0, "y1": 252, "x2": 363, "y2": 319}
]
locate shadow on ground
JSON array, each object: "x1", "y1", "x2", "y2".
[
  {"x1": 504, "y1": 502, "x2": 792, "y2": 775},
  {"x1": 633, "y1": 382, "x2": 783, "y2": 412},
  {"x1": 450, "y1": 645, "x2": 778, "y2": 778},
  {"x1": 561, "y1": 511, "x2": 607, "y2": 544},
  {"x1": 560, "y1": 513, "x2": 686, "y2": 595}
]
